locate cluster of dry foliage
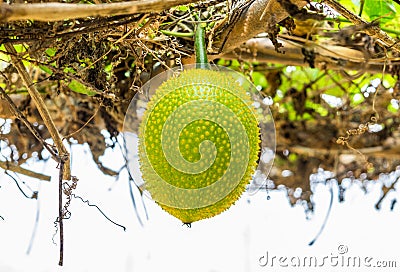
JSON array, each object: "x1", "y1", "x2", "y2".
[{"x1": 1, "y1": 0, "x2": 399, "y2": 229}]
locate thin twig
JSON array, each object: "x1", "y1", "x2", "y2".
[
  {"x1": 4, "y1": 171, "x2": 30, "y2": 199},
  {"x1": 308, "y1": 181, "x2": 334, "y2": 246},
  {"x1": 0, "y1": 161, "x2": 51, "y2": 181},
  {"x1": 58, "y1": 159, "x2": 65, "y2": 266},
  {"x1": 63, "y1": 104, "x2": 101, "y2": 140},
  {"x1": 375, "y1": 176, "x2": 399, "y2": 210},
  {"x1": 0, "y1": 0, "x2": 198, "y2": 22},
  {"x1": 114, "y1": 14, "x2": 149, "y2": 43},
  {"x1": 71, "y1": 194, "x2": 126, "y2": 231},
  {"x1": 4, "y1": 44, "x2": 70, "y2": 180},
  {"x1": 324, "y1": 0, "x2": 400, "y2": 53}
]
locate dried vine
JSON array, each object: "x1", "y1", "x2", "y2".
[{"x1": 336, "y1": 115, "x2": 378, "y2": 169}]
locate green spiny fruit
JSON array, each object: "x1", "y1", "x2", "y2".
[{"x1": 139, "y1": 68, "x2": 260, "y2": 223}]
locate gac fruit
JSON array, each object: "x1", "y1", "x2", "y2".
[{"x1": 139, "y1": 68, "x2": 260, "y2": 224}]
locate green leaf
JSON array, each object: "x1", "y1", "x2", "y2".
[
  {"x1": 13, "y1": 44, "x2": 25, "y2": 53},
  {"x1": 338, "y1": 0, "x2": 360, "y2": 14},
  {"x1": 288, "y1": 153, "x2": 297, "y2": 162},
  {"x1": 305, "y1": 100, "x2": 329, "y2": 117},
  {"x1": 323, "y1": 87, "x2": 345, "y2": 97},
  {"x1": 251, "y1": 72, "x2": 268, "y2": 88},
  {"x1": 39, "y1": 65, "x2": 53, "y2": 75},
  {"x1": 388, "y1": 103, "x2": 399, "y2": 113},
  {"x1": 350, "y1": 93, "x2": 365, "y2": 105},
  {"x1": 177, "y1": 5, "x2": 189, "y2": 11},
  {"x1": 363, "y1": 0, "x2": 396, "y2": 23},
  {"x1": 382, "y1": 74, "x2": 396, "y2": 88},
  {"x1": 63, "y1": 67, "x2": 76, "y2": 74},
  {"x1": 229, "y1": 59, "x2": 240, "y2": 67},
  {"x1": 68, "y1": 80, "x2": 97, "y2": 96},
  {"x1": 0, "y1": 45, "x2": 10, "y2": 62},
  {"x1": 301, "y1": 112, "x2": 313, "y2": 120},
  {"x1": 216, "y1": 59, "x2": 227, "y2": 66},
  {"x1": 283, "y1": 102, "x2": 297, "y2": 121},
  {"x1": 45, "y1": 48, "x2": 57, "y2": 57}
]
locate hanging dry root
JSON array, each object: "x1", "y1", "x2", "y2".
[{"x1": 336, "y1": 115, "x2": 378, "y2": 171}]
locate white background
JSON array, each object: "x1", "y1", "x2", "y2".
[{"x1": 0, "y1": 143, "x2": 399, "y2": 272}]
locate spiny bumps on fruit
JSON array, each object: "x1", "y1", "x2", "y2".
[{"x1": 139, "y1": 68, "x2": 260, "y2": 223}]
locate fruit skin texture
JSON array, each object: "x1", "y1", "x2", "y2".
[{"x1": 139, "y1": 68, "x2": 260, "y2": 223}]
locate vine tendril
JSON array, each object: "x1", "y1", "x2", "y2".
[
  {"x1": 336, "y1": 115, "x2": 377, "y2": 169},
  {"x1": 71, "y1": 194, "x2": 126, "y2": 231}
]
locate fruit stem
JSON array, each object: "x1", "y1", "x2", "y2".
[{"x1": 195, "y1": 23, "x2": 208, "y2": 69}]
